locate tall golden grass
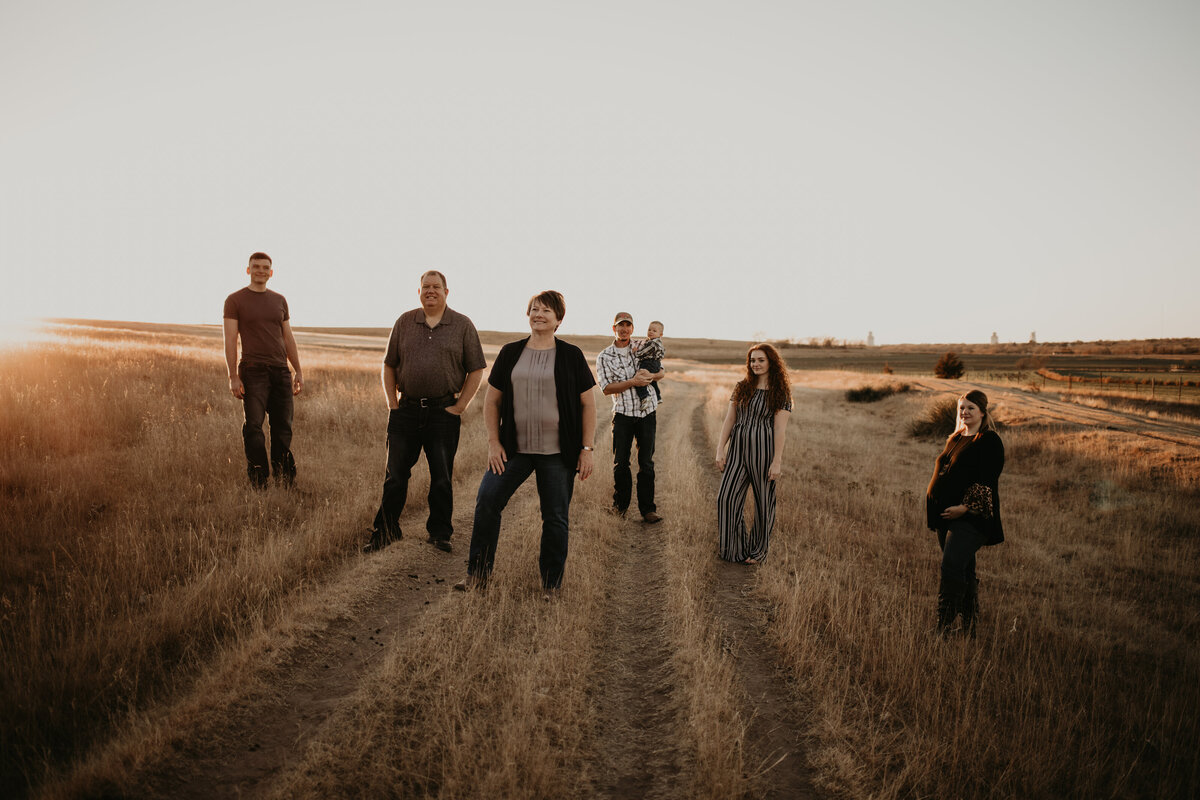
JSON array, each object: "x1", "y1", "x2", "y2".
[
  {"x1": 3, "y1": 326, "x2": 1199, "y2": 798},
  {"x1": 0, "y1": 329, "x2": 384, "y2": 795},
  {"x1": 749, "y1": 384, "x2": 1200, "y2": 798}
]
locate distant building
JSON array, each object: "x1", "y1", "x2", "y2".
[
  {"x1": 1029, "y1": 331, "x2": 1037, "y2": 344},
  {"x1": 867, "y1": 331, "x2": 875, "y2": 347},
  {"x1": 990, "y1": 331, "x2": 999, "y2": 345}
]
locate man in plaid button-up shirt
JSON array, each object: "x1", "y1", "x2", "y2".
[{"x1": 596, "y1": 312, "x2": 665, "y2": 524}]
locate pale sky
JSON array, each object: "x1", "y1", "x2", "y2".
[{"x1": 2, "y1": 0, "x2": 1197, "y2": 344}]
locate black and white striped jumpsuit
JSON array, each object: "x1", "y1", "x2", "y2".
[{"x1": 717, "y1": 389, "x2": 790, "y2": 562}]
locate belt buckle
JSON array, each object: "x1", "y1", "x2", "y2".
[{"x1": 419, "y1": 397, "x2": 430, "y2": 408}]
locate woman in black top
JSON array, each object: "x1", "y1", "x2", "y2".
[
  {"x1": 925, "y1": 389, "x2": 1004, "y2": 636},
  {"x1": 455, "y1": 291, "x2": 597, "y2": 596}
]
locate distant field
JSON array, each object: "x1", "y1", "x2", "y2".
[{"x1": 42, "y1": 318, "x2": 1200, "y2": 407}]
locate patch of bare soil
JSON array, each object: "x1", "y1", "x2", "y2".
[
  {"x1": 123, "y1": 510, "x2": 467, "y2": 800},
  {"x1": 582, "y1": 512, "x2": 683, "y2": 798},
  {"x1": 711, "y1": 564, "x2": 821, "y2": 800},
  {"x1": 688, "y1": 398, "x2": 821, "y2": 800}
]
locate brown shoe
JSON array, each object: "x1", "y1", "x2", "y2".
[{"x1": 642, "y1": 512, "x2": 663, "y2": 524}]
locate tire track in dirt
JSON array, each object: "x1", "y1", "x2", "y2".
[
  {"x1": 130, "y1": 508, "x2": 468, "y2": 800},
  {"x1": 688, "y1": 392, "x2": 821, "y2": 800},
  {"x1": 913, "y1": 378, "x2": 1200, "y2": 448},
  {"x1": 582, "y1": 426, "x2": 683, "y2": 798}
]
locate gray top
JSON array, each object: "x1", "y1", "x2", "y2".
[
  {"x1": 383, "y1": 307, "x2": 487, "y2": 398},
  {"x1": 512, "y1": 345, "x2": 559, "y2": 454}
]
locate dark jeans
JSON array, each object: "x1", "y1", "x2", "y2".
[
  {"x1": 467, "y1": 453, "x2": 575, "y2": 589},
  {"x1": 938, "y1": 517, "x2": 986, "y2": 588},
  {"x1": 611, "y1": 412, "x2": 656, "y2": 515},
  {"x1": 634, "y1": 358, "x2": 662, "y2": 401},
  {"x1": 372, "y1": 404, "x2": 461, "y2": 542},
  {"x1": 240, "y1": 364, "x2": 295, "y2": 487}
]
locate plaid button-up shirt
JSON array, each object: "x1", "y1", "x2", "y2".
[{"x1": 596, "y1": 343, "x2": 658, "y2": 418}]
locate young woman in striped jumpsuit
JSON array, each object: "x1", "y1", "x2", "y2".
[{"x1": 715, "y1": 343, "x2": 793, "y2": 564}]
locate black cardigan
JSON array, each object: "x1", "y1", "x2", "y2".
[
  {"x1": 925, "y1": 429, "x2": 1005, "y2": 544},
  {"x1": 488, "y1": 337, "x2": 596, "y2": 470}
]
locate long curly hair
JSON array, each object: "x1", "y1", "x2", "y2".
[{"x1": 731, "y1": 343, "x2": 792, "y2": 412}]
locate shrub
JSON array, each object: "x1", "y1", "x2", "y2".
[
  {"x1": 882, "y1": 363, "x2": 894, "y2": 375},
  {"x1": 934, "y1": 351, "x2": 965, "y2": 379},
  {"x1": 908, "y1": 397, "x2": 959, "y2": 437},
  {"x1": 846, "y1": 383, "x2": 912, "y2": 403}
]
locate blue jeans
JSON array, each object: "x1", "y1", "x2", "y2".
[
  {"x1": 372, "y1": 404, "x2": 461, "y2": 541},
  {"x1": 611, "y1": 412, "x2": 656, "y2": 515},
  {"x1": 634, "y1": 358, "x2": 662, "y2": 401},
  {"x1": 240, "y1": 364, "x2": 295, "y2": 487},
  {"x1": 467, "y1": 453, "x2": 575, "y2": 589}
]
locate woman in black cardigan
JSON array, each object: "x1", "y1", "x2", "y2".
[
  {"x1": 455, "y1": 290, "x2": 596, "y2": 596},
  {"x1": 925, "y1": 389, "x2": 1004, "y2": 636}
]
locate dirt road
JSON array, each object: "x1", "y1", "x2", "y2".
[
  {"x1": 45, "y1": 377, "x2": 818, "y2": 799},
  {"x1": 41, "y1": 363, "x2": 1197, "y2": 799},
  {"x1": 909, "y1": 375, "x2": 1200, "y2": 448}
]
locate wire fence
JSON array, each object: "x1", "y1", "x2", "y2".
[{"x1": 970, "y1": 369, "x2": 1200, "y2": 405}]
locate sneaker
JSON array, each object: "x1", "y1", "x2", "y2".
[
  {"x1": 639, "y1": 397, "x2": 652, "y2": 414},
  {"x1": 427, "y1": 535, "x2": 453, "y2": 553},
  {"x1": 642, "y1": 512, "x2": 663, "y2": 524}
]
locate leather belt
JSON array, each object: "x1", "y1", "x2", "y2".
[{"x1": 399, "y1": 394, "x2": 456, "y2": 408}]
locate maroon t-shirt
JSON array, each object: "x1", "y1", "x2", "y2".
[{"x1": 223, "y1": 287, "x2": 290, "y2": 368}]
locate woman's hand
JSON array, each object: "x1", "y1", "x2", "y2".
[
  {"x1": 577, "y1": 449, "x2": 593, "y2": 480},
  {"x1": 487, "y1": 442, "x2": 507, "y2": 475},
  {"x1": 940, "y1": 504, "x2": 967, "y2": 520},
  {"x1": 768, "y1": 459, "x2": 783, "y2": 481},
  {"x1": 715, "y1": 447, "x2": 727, "y2": 472}
]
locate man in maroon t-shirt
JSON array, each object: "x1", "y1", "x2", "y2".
[{"x1": 223, "y1": 252, "x2": 304, "y2": 488}]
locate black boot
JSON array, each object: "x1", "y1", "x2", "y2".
[{"x1": 937, "y1": 578, "x2": 966, "y2": 637}]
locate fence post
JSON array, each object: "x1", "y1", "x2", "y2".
[{"x1": 1151, "y1": 377, "x2": 1155, "y2": 399}]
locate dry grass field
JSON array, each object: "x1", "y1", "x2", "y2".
[{"x1": 2, "y1": 322, "x2": 1198, "y2": 799}]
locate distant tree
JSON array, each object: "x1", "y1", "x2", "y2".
[{"x1": 934, "y1": 351, "x2": 965, "y2": 379}]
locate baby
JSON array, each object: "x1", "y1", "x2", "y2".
[{"x1": 632, "y1": 320, "x2": 665, "y2": 413}]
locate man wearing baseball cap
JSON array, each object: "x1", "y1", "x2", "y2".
[{"x1": 596, "y1": 311, "x2": 665, "y2": 523}]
